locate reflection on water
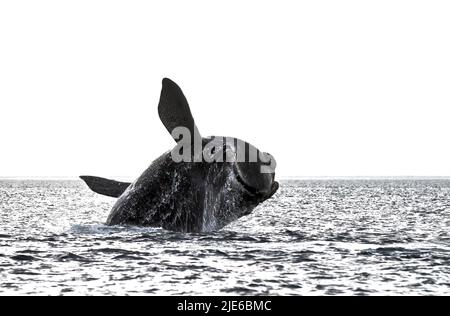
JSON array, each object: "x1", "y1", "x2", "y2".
[{"x1": 0, "y1": 179, "x2": 449, "y2": 295}]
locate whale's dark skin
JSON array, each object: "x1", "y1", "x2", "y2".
[{"x1": 81, "y1": 78, "x2": 278, "y2": 233}]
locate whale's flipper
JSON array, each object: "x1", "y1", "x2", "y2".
[
  {"x1": 158, "y1": 78, "x2": 201, "y2": 143},
  {"x1": 80, "y1": 176, "x2": 131, "y2": 198}
]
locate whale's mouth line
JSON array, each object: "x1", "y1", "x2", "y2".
[
  {"x1": 233, "y1": 166, "x2": 260, "y2": 196},
  {"x1": 233, "y1": 165, "x2": 276, "y2": 198}
]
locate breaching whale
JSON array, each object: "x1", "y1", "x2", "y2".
[{"x1": 81, "y1": 78, "x2": 278, "y2": 232}]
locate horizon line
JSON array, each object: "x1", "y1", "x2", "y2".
[{"x1": 1, "y1": 175, "x2": 450, "y2": 181}]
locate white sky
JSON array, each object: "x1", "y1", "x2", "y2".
[{"x1": 1, "y1": 1, "x2": 449, "y2": 178}]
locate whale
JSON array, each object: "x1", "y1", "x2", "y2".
[{"x1": 80, "y1": 78, "x2": 278, "y2": 232}]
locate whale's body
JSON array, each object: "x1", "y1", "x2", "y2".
[{"x1": 81, "y1": 78, "x2": 278, "y2": 233}]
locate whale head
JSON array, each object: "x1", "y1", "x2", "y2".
[
  {"x1": 200, "y1": 136, "x2": 278, "y2": 201},
  {"x1": 196, "y1": 136, "x2": 278, "y2": 230}
]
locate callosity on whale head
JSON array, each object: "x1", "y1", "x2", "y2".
[{"x1": 80, "y1": 78, "x2": 278, "y2": 232}]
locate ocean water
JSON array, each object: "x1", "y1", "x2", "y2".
[{"x1": 0, "y1": 179, "x2": 449, "y2": 296}]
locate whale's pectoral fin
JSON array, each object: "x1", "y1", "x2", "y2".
[
  {"x1": 80, "y1": 176, "x2": 131, "y2": 198},
  {"x1": 158, "y1": 78, "x2": 201, "y2": 143}
]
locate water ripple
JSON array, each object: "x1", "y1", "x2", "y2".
[{"x1": 0, "y1": 179, "x2": 449, "y2": 295}]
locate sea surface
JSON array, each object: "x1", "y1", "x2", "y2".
[{"x1": 0, "y1": 179, "x2": 449, "y2": 296}]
